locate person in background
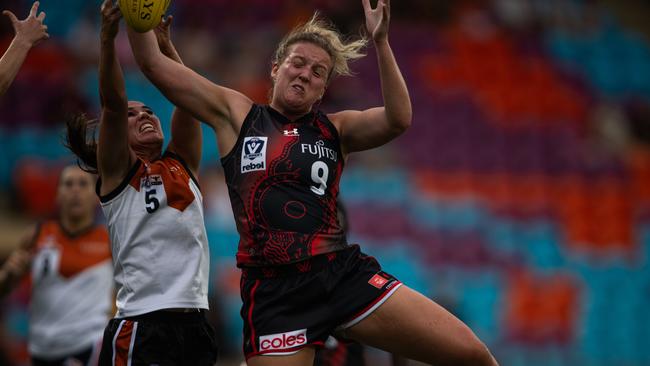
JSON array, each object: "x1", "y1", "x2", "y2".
[{"x1": 0, "y1": 165, "x2": 112, "y2": 366}]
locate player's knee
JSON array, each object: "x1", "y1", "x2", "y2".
[
  {"x1": 441, "y1": 328, "x2": 497, "y2": 366},
  {"x1": 461, "y1": 339, "x2": 497, "y2": 366}
]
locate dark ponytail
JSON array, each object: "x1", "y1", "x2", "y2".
[{"x1": 64, "y1": 114, "x2": 99, "y2": 174}]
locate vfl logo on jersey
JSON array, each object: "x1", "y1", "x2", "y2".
[
  {"x1": 140, "y1": 174, "x2": 163, "y2": 189},
  {"x1": 301, "y1": 140, "x2": 337, "y2": 162},
  {"x1": 241, "y1": 137, "x2": 268, "y2": 173}
]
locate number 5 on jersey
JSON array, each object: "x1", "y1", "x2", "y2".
[{"x1": 145, "y1": 189, "x2": 160, "y2": 213}]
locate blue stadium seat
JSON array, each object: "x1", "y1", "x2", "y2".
[
  {"x1": 520, "y1": 222, "x2": 564, "y2": 270},
  {"x1": 482, "y1": 218, "x2": 521, "y2": 256},
  {"x1": 38, "y1": 0, "x2": 89, "y2": 37},
  {"x1": 340, "y1": 168, "x2": 410, "y2": 205},
  {"x1": 457, "y1": 272, "x2": 502, "y2": 344}
]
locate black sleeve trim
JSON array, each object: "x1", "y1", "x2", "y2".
[
  {"x1": 57, "y1": 220, "x2": 100, "y2": 239},
  {"x1": 220, "y1": 104, "x2": 259, "y2": 165},
  {"x1": 163, "y1": 150, "x2": 201, "y2": 191},
  {"x1": 97, "y1": 160, "x2": 142, "y2": 203}
]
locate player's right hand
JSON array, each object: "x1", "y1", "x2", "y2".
[
  {"x1": 3, "y1": 1, "x2": 49, "y2": 47},
  {"x1": 3, "y1": 249, "x2": 31, "y2": 279},
  {"x1": 100, "y1": 0, "x2": 122, "y2": 42}
]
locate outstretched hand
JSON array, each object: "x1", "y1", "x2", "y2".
[
  {"x1": 362, "y1": 0, "x2": 390, "y2": 43},
  {"x1": 100, "y1": 0, "x2": 122, "y2": 42},
  {"x1": 3, "y1": 1, "x2": 49, "y2": 47},
  {"x1": 154, "y1": 15, "x2": 182, "y2": 63},
  {"x1": 154, "y1": 15, "x2": 173, "y2": 49}
]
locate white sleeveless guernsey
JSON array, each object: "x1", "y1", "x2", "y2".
[
  {"x1": 98, "y1": 152, "x2": 209, "y2": 317},
  {"x1": 29, "y1": 221, "x2": 112, "y2": 358}
]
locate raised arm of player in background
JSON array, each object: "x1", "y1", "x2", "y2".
[
  {"x1": 96, "y1": 0, "x2": 132, "y2": 196},
  {"x1": 0, "y1": 1, "x2": 48, "y2": 97},
  {"x1": 0, "y1": 226, "x2": 36, "y2": 298},
  {"x1": 153, "y1": 15, "x2": 202, "y2": 177},
  {"x1": 329, "y1": 0, "x2": 412, "y2": 155},
  {"x1": 126, "y1": 26, "x2": 252, "y2": 158}
]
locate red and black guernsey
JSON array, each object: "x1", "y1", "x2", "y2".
[{"x1": 221, "y1": 104, "x2": 348, "y2": 267}]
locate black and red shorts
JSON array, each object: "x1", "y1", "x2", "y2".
[
  {"x1": 98, "y1": 310, "x2": 218, "y2": 366},
  {"x1": 240, "y1": 244, "x2": 402, "y2": 359}
]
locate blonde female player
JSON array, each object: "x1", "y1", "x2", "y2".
[
  {"x1": 127, "y1": 0, "x2": 498, "y2": 364},
  {"x1": 0, "y1": 165, "x2": 112, "y2": 366},
  {"x1": 65, "y1": 1, "x2": 218, "y2": 365}
]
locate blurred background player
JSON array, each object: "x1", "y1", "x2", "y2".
[
  {"x1": 315, "y1": 337, "x2": 366, "y2": 366},
  {"x1": 0, "y1": 1, "x2": 48, "y2": 97},
  {"x1": 0, "y1": 165, "x2": 112, "y2": 366},
  {"x1": 65, "y1": 1, "x2": 218, "y2": 364},
  {"x1": 127, "y1": 0, "x2": 497, "y2": 364}
]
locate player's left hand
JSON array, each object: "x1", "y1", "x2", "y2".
[
  {"x1": 154, "y1": 15, "x2": 173, "y2": 50},
  {"x1": 362, "y1": 0, "x2": 390, "y2": 43}
]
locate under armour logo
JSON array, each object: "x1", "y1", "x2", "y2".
[{"x1": 283, "y1": 128, "x2": 299, "y2": 137}]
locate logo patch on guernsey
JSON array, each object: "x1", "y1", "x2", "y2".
[
  {"x1": 283, "y1": 128, "x2": 299, "y2": 137},
  {"x1": 259, "y1": 329, "x2": 307, "y2": 351},
  {"x1": 368, "y1": 273, "x2": 388, "y2": 289},
  {"x1": 140, "y1": 174, "x2": 163, "y2": 188},
  {"x1": 301, "y1": 140, "x2": 337, "y2": 162},
  {"x1": 242, "y1": 137, "x2": 268, "y2": 173}
]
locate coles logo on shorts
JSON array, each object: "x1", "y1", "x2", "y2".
[
  {"x1": 241, "y1": 136, "x2": 268, "y2": 173},
  {"x1": 259, "y1": 329, "x2": 307, "y2": 351}
]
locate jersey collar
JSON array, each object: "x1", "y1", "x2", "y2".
[{"x1": 266, "y1": 105, "x2": 315, "y2": 125}]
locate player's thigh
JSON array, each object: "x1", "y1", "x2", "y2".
[
  {"x1": 343, "y1": 285, "x2": 493, "y2": 365},
  {"x1": 247, "y1": 347, "x2": 315, "y2": 366}
]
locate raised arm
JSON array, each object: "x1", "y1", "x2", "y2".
[
  {"x1": 0, "y1": 1, "x2": 48, "y2": 96},
  {"x1": 154, "y1": 16, "x2": 201, "y2": 176},
  {"x1": 96, "y1": 0, "x2": 133, "y2": 194},
  {"x1": 330, "y1": 0, "x2": 412, "y2": 155},
  {"x1": 0, "y1": 226, "x2": 36, "y2": 298},
  {"x1": 127, "y1": 27, "x2": 252, "y2": 156}
]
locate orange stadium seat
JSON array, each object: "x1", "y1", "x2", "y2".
[
  {"x1": 12, "y1": 161, "x2": 61, "y2": 218},
  {"x1": 504, "y1": 270, "x2": 579, "y2": 345}
]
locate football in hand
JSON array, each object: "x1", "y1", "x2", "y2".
[{"x1": 118, "y1": 0, "x2": 171, "y2": 32}]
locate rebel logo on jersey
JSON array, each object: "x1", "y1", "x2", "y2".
[
  {"x1": 259, "y1": 329, "x2": 308, "y2": 351},
  {"x1": 242, "y1": 137, "x2": 268, "y2": 173}
]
